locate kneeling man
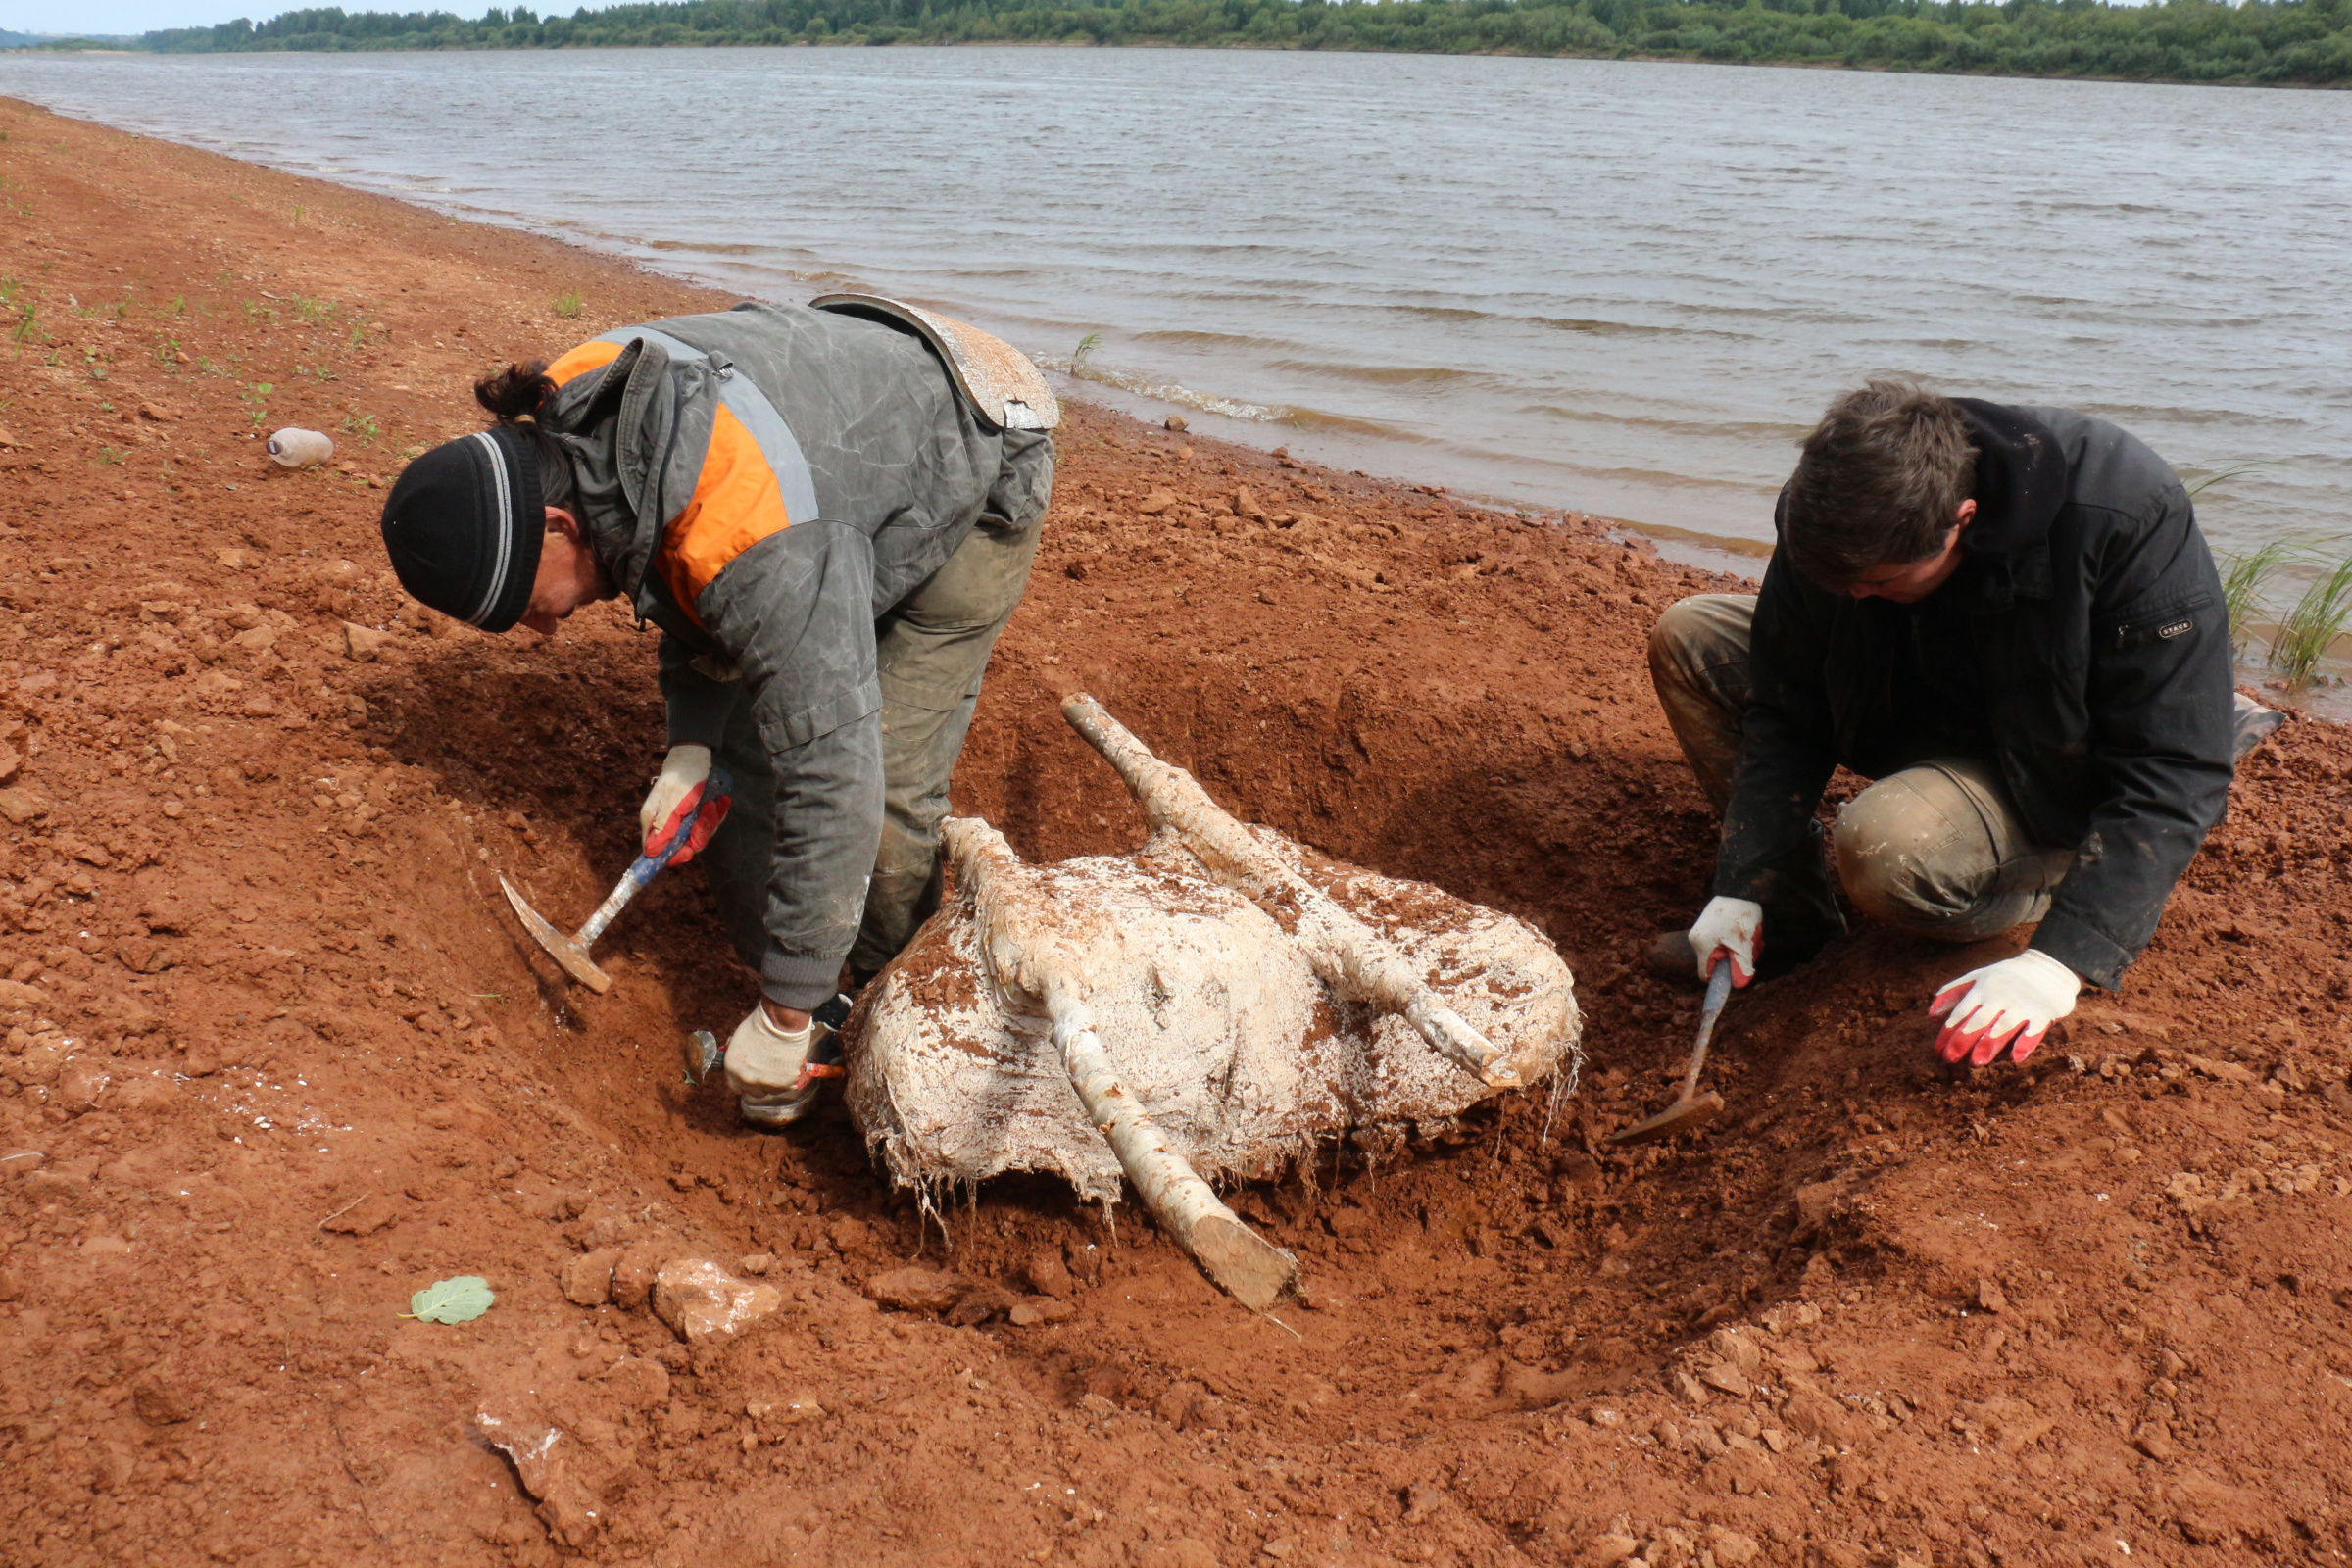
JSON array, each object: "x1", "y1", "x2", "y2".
[{"x1": 1649, "y1": 380, "x2": 2265, "y2": 1066}]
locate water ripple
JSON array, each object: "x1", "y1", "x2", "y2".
[{"x1": 5, "y1": 46, "x2": 2345, "y2": 554}]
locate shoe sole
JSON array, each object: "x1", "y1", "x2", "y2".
[{"x1": 739, "y1": 1090, "x2": 825, "y2": 1128}]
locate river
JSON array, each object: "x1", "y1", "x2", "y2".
[{"x1": 2, "y1": 45, "x2": 2347, "y2": 578}]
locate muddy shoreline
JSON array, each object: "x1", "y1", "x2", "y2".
[{"x1": 4, "y1": 97, "x2": 2352, "y2": 1568}]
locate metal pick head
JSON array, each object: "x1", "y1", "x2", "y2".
[
  {"x1": 682, "y1": 1030, "x2": 724, "y2": 1088},
  {"x1": 499, "y1": 875, "x2": 612, "y2": 994},
  {"x1": 1607, "y1": 1091, "x2": 1726, "y2": 1148}
]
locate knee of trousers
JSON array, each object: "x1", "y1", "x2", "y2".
[
  {"x1": 1832, "y1": 784, "x2": 2034, "y2": 942},
  {"x1": 870, "y1": 817, "x2": 945, "y2": 879},
  {"x1": 1646, "y1": 597, "x2": 1714, "y2": 684}
]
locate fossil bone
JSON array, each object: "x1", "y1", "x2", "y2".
[
  {"x1": 844, "y1": 698, "x2": 1581, "y2": 1311},
  {"x1": 1061, "y1": 693, "x2": 1518, "y2": 1086}
]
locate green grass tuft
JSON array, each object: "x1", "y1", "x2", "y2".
[
  {"x1": 2270, "y1": 548, "x2": 2352, "y2": 688},
  {"x1": 2218, "y1": 541, "x2": 2288, "y2": 662},
  {"x1": 553, "y1": 290, "x2": 585, "y2": 319}
]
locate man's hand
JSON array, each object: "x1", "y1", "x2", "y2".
[
  {"x1": 1689, "y1": 896, "x2": 1763, "y2": 987},
  {"x1": 1929, "y1": 949, "x2": 2081, "y2": 1066},
  {"x1": 640, "y1": 744, "x2": 724, "y2": 865},
  {"x1": 724, "y1": 1002, "x2": 813, "y2": 1098}
]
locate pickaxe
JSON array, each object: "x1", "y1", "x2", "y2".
[
  {"x1": 1608, "y1": 956, "x2": 1732, "y2": 1147},
  {"x1": 499, "y1": 766, "x2": 732, "y2": 993}
]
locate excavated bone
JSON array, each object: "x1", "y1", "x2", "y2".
[
  {"x1": 1062, "y1": 693, "x2": 1520, "y2": 1086},
  {"x1": 935, "y1": 816, "x2": 1300, "y2": 1310},
  {"x1": 845, "y1": 699, "x2": 1581, "y2": 1306}
]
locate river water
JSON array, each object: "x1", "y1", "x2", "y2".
[{"x1": 3, "y1": 46, "x2": 2347, "y2": 570}]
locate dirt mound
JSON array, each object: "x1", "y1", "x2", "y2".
[{"x1": 3, "y1": 96, "x2": 2351, "y2": 1568}]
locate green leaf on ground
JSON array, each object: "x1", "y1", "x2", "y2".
[{"x1": 403, "y1": 1275, "x2": 495, "y2": 1324}]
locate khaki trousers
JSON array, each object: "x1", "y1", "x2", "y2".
[{"x1": 1647, "y1": 593, "x2": 2075, "y2": 944}]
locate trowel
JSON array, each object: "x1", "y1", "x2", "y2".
[
  {"x1": 1609, "y1": 956, "x2": 1733, "y2": 1146},
  {"x1": 499, "y1": 767, "x2": 732, "y2": 994}
]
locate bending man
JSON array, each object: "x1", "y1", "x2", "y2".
[
  {"x1": 378, "y1": 297, "x2": 1054, "y2": 1126},
  {"x1": 1648, "y1": 380, "x2": 2269, "y2": 1065}
]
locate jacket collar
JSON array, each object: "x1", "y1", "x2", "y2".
[
  {"x1": 1955, "y1": 399, "x2": 2067, "y2": 552},
  {"x1": 1952, "y1": 399, "x2": 2066, "y2": 608}
]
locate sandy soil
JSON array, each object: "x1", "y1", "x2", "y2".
[{"x1": 3, "y1": 96, "x2": 2351, "y2": 1568}]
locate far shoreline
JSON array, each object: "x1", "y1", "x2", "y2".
[{"x1": 7, "y1": 30, "x2": 2344, "y2": 93}]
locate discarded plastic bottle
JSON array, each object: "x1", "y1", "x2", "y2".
[{"x1": 266, "y1": 427, "x2": 334, "y2": 467}]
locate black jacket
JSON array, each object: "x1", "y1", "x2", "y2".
[{"x1": 1720, "y1": 400, "x2": 2234, "y2": 991}]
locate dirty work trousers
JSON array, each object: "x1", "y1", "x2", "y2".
[
  {"x1": 703, "y1": 461, "x2": 1047, "y2": 994},
  {"x1": 1647, "y1": 593, "x2": 2077, "y2": 947}
]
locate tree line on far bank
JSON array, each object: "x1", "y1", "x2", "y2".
[{"x1": 92, "y1": 0, "x2": 2352, "y2": 87}]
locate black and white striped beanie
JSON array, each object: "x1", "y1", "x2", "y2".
[{"x1": 378, "y1": 423, "x2": 545, "y2": 634}]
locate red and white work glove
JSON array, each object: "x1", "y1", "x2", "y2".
[
  {"x1": 1930, "y1": 950, "x2": 2082, "y2": 1066},
  {"x1": 639, "y1": 744, "x2": 728, "y2": 865},
  {"x1": 1689, "y1": 896, "x2": 1763, "y2": 988}
]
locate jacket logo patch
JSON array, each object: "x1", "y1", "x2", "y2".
[{"x1": 2157, "y1": 618, "x2": 2193, "y2": 639}]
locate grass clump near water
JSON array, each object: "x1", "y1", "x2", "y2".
[
  {"x1": 553, "y1": 290, "x2": 585, "y2": 319},
  {"x1": 2269, "y1": 548, "x2": 2352, "y2": 689},
  {"x1": 2219, "y1": 541, "x2": 2287, "y2": 662}
]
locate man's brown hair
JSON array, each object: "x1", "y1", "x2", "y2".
[{"x1": 1782, "y1": 379, "x2": 1977, "y2": 589}]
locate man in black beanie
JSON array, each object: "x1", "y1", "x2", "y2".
[
  {"x1": 380, "y1": 297, "x2": 1055, "y2": 1128},
  {"x1": 379, "y1": 422, "x2": 618, "y2": 638}
]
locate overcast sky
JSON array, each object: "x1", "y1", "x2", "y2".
[
  {"x1": 6, "y1": 0, "x2": 288, "y2": 32},
  {"x1": 2, "y1": 0, "x2": 499, "y2": 34}
]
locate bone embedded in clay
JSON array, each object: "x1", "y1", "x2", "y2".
[
  {"x1": 941, "y1": 814, "x2": 1301, "y2": 1309},
  {"x1": 1055, "y1": 997, "x2": 1300, "y2": 1312},
  {"x1": 848, "y1": 815, "x2": 1576, "y2": 1200},
  {"x1": 1058, "y1": 693, "x2": 1521, "y2": 1086}
]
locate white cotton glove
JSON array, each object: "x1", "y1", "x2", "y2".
[
  {"x1": 639, "y1": 744, "x2": 712, "y2": 858},
  {"x1": 724, "y1": 1004, "x2": 813, "y2": 1099},
  {"x1": 1688, "y1": 896, "x2": 1764, "y2": 987},
  {"x1": 1929, "y1": 949, "x2": 2082, "y2": 1067}
]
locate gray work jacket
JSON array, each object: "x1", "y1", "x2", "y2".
[{"x1": 543, "y1": 301, "x2": 1048, "y2": 1006}]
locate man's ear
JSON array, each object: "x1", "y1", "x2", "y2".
[
  {"x1": 545, "y1": 505, "x2": 581, "y2": 541},
  {"x1": 1952, "y1": 498, "x2": 1978, "y2": 535}
]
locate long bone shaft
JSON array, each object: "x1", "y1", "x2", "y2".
[
  {"x1": 1059, "y1": 694, "x2": 1519, "y2": 1088},
  {"x1": 942, "y1": 817, "x2": 1300, "y2": 1312}
]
